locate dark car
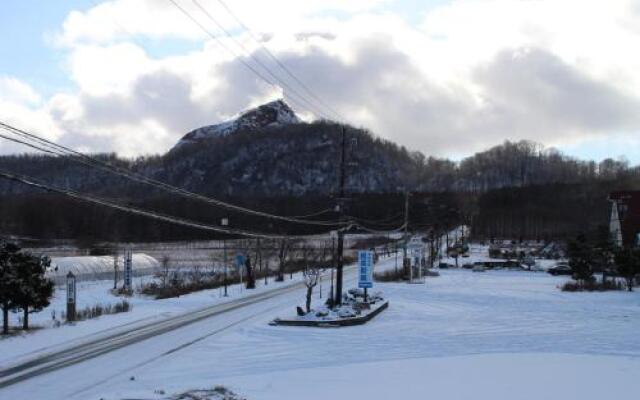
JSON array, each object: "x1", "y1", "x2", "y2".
[{"x1": 547, "y1": 264, "x2": 572, "y2": 276}]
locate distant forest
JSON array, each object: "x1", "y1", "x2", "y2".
[{"x1": 0, "y1": 121, "x2": 639, "y2": 244}]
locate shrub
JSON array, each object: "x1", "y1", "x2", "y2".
[
  {"x1": 374, "y1": 268, "x2": 405, "y2": 282},
  {"x1": 62, "y1": 300, "x2": 132, "y2": 322},
  {"x1": 561, "y1": 279, "x2": 624, "y2": 292}
]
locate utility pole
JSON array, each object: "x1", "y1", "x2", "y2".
[
  {"x1": 113, "y1": 248, "x2": 119, "y2": 290},
  {"x1": 334, "y1": 125, "x2": 347, "y2": 306},
  {"x1": 403, "y1": 191, "x2": 411, "y2": 282},
  {"x1": 259, "y1": 238, "x2": 267, "y2": 286},
  {"x1": 330, "y1": 234, "x2": 335, "y2": 303},
  {"x1": 222, "y1": 218, "x2": 229, "y2": 297}
]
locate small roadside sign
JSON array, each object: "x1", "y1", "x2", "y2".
[
  {"x1": 236, "y1": 254, "x2": 246, "y2": 269},
  {"x1": 358, "y1": 250, "x2": 374, "y2": 289}
]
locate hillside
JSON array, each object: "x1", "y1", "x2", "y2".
[{"x1": 1, "y1": 100, "x2": 640, "y2": 242}]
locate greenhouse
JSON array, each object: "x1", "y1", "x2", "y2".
[{"x1": 46, "y1": 254, "x2": 160, "y2": 284}]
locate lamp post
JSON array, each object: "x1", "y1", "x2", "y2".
[{"x1": 221, "y1": 217, "x2": 229, "y2": 297}]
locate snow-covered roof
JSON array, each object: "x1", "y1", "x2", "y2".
[{"x1": 47, "y1": 254, "x2": 159, "y2": 278}]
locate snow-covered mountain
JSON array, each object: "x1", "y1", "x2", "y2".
[{"x1": 173, "y1": 99, "x2": 300, "y2": 150}]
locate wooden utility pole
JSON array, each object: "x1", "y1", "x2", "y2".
[
  {"x1": 403, "y1": 191, "x2": 411, "y2": 281},
  {"x1": 112, "y1": 249, "x2": 119, "y2": 290},
  {"x1": 334, "y1": 125, "x2": 347, "y2": 306}
]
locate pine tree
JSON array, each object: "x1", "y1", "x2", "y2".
[
  {"x1": 0, "y1": 242, "x2": 21, "y2": 335},
  {"x1": 567, "y1": 234, "x2": 595, "y2": 284},
  {"x1": 14, "y1": 252, "x2": 54, "y2": 330},
  {"x1": 594, "y1": 225, "x2": 615, "y2": 282},
  {"x1": 615, "y1": 248, "x2": 640, "y2": 292}
]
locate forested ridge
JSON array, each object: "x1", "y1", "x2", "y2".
[{"x1": 0, "y1": 120, "x2": 638, "y2": 242}]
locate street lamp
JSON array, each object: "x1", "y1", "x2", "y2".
[{"x1": 221, "y1": 217, "x2": 229, "y2": 297}]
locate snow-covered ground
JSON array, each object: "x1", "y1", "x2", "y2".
[
  {"x1": 1, "y1": 273, "x2": 304, "y2": 368},
  {"x1": 2, "y1": 252, "x2": 639, "y2": 400}
]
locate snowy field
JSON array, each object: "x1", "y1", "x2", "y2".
[{"x1": 3, "y1": 252, "x2": 639, "y2": 400}]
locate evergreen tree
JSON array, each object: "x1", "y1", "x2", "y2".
[
  {"x1": 594, "y1": 225, "x2": 615, "y2": 281},
  {"x1": 614, "y1": 248, "x2": 640, "y2": 292},
  {"x1": 14, "y1": 252, "x2": 54, "y2": 330},
  {"x1": 0, "y1": 242, "x2": 20, "y2": 335},
  {"x1": 567, "y1": 234, "x2": 595, "y2": 284}
]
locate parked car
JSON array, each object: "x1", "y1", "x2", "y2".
[
  {"x1": 472, "y1": 265, "x2": 486, "y2": 272},
  {"x1": 547, "y1": 264, "x2": 572, "y2": 276},
  {"x1": 462, "y1": 263, "x2": 474, "y2": 269},
  {"x1": 438, "y1": 262, "x2": 454, "y2": 269}
]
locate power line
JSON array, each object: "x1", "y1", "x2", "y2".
[
  {"x1": 0, "y1": 167, "x2": 408, "y2": 240},
  {"x1": 347, "y1": 213, "x2": 404, "y2": 226},
  {"x1": 192, "y1": 0, "x2": 344, "y2": 122},
  {"x1": 0, "y1": 121, "x2": 346, "y2": 226},
  {"x1": 353, "y1": 221, "x2": 408, "y2": 235},
  {"x1": 166, "y1": 0, "x2": 331, "y2": 121},
  {"x1": 212, "y1": 0, "x2": 345, "y2": 121},
  {"x1": 0, "y1": 170, "x2": 329, "y2": 240}
]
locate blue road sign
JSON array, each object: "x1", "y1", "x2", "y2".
[
  {"x1": 236, "y1": 254, "x2": 246, "y2": 268},
  {"x1": 358, "y1": 250, "x2": 374, "y2": 289}
]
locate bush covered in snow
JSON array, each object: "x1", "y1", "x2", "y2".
[
  {"x1": 374, "y1": 268, "x2": 406, "y2": 282},
  {"x1": 62, "y1": 300, "x2": 132, "y2": 322},
  {"x1": 561, "y1": 279, "x2": 624, "y2": 292}
]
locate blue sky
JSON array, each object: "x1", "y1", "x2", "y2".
[
  {"x1": 0, "y1": 1, "x2": 93, "y2": 95},
  {"x1": 1, "y1": 0, "x2": 639, "y2": 163}
]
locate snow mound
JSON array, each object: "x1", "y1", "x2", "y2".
[{"x1": 173, "y1": 99, "x2": 300, "y2": 149}]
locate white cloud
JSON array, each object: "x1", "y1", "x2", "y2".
[
  {"x1": 0, "y1": 76, "x2": 42, "y2": 106},
  {"x1": 3, "y1": 0, "x2": 640, "y2": 161}
]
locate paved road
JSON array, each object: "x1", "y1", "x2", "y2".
[{"x1": 0, "y1": 279, "x2": 307, "y2": 389}]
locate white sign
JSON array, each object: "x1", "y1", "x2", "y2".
[
  {"x1": 358, "y1": 250, "x2": 374, "y2": 289},
  {"x1": 124, "y1": 250, "x2": 133, "y2": 289},
  {"x1": 67, "y1": 276, "x2": 76, "y2": 303}
]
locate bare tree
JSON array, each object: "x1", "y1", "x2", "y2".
[
  {"x1": 158, "y1": 255, "x2": 170, "y2": 288},
  {"x1": 245, "y1": 257, "x2": 256, "y2": 289},
  {"x1": 276, "y1": 238, "x2": 292, "y2": 281},
  {"x1": 303, "y1": 267, "x2": 321, "y2": 313}
]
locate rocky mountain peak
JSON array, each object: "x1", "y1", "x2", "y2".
[{"x1": 173, "y1": 99, "x2": 300, "y2": 150}]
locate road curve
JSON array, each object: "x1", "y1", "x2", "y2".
[{"x1": 0, "y1": 279, "x2": 307, "y2": 389}]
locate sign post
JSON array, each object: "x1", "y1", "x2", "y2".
[
  {"x1": 66, "y1": 271, "x2": 76, "y2": 322},
  {"x1": 358, "y1": 250, "x2": 373, "y2": 302},
  {"x1": 123, "y1": 249, "x2": 132, "y2": 291},
  {"x1": 408, "y1": 241, "x2": 426, "y2": 283},
  {"x1": 236, "y1": 254, "x2": 245, "y2": 292}
]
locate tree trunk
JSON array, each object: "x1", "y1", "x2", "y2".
[
  {"x1": 306, "y1": 287, "x2": 313, "y2": 313},
  {"x1": 23, "y1": 307, "x2": 29, "y2": 330},
  {"x1": 2, "y1": 306, "x2": 9, "y2": 335},
  {"x1": 245, "y1": 259, "x2": 256, "y2": 289}
]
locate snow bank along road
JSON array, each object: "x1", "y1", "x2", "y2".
[{"x1": 0, "y1": 265, "x2": 354, "y2": 392}]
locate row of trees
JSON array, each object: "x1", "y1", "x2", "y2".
[
  {"x1": 3, "y1": 127, "x2": 639, "y2": 198},
  {"x1": 567, "y1": 229, "x2": 640, "y2": 291},
  {"x1": 0, "y1": 242, "x2": 53, "y2": 334}
]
